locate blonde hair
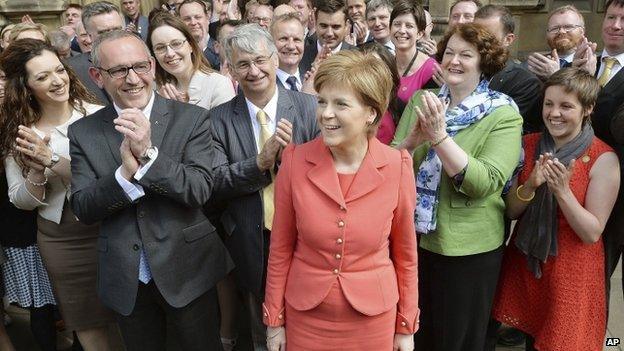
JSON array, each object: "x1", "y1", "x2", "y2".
[
  {"x1": 314, "y1": 50, "x2": 393, "y2": 134},
  {"x1": 8, "y1": 23, "x2": 49, "y2": 44}
]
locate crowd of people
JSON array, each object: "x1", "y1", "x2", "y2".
[{"x1": 0, "y1": 0, "x2": 622, "y2": 350}]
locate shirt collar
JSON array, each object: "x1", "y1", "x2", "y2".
[
  {"x1": 561, "y1": 52, "x2": 575, "y2": 63},
  {"x1": 113, "y1": 91, "x2": 156, "y2": 120},
  {"x1": 317, "y1": 40, "x2": 343, "y2": 55},
  {"x1": 600, "y1": 48, "x2": 624, "y2": 66},
  {"x1": 245, "y1": 88, "x2": 279, "y2": 123},
  {"x1": 276, "y1": 68, "x2": 301, "y2": 85}
]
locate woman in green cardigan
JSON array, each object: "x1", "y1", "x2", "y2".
[{"x1": 391, "y1": 23, "x2": 523, "y2": 351}]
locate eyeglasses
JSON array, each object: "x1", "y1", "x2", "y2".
[
  {"x1": 97, "y1": 61, "x2": 152, "y2": 79},
  {"x1": 232, "y1": 52, "x2": 274, "y2": 73},
  {"x1": 153, "y1": 39, "x2": 187, "y2": 54},
  {"x1": 546, "y1": 24, "x2": 583, "y2": 34},
  {"x1": 251, "y1": 16, "x2": 272, "y2": 24}
]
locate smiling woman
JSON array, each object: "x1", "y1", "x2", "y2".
[
  {"x1": 0, "y1": 38, "x2": 115, "y2": 350},
  {"x1": 263, "y1": 50, "x2": 419, "y2": 351},
  {"x1": 392, "y1": 23, "x2": 522, "y2": 351},
  {"x1": 147, "y1": 12, "x2": 235, "y2": 109}
]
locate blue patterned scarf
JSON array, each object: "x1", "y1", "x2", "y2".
[{"x1": 415, "y1": 80, "x2": 518, "y2": 234}]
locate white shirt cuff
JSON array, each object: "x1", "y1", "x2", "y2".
[
  {"x1": 134, "y1": 147, "x2": 158, "y2": 181},
  {"x1": 115, "y1": 167, "x2": 145, "y2": 201}
]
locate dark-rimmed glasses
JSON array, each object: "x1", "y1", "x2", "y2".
[{"x1": 96, "y1": 61, "x2": 152, "y2": 79}]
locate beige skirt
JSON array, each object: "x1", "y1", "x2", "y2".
[{"x1": 37, "y1": 202, "x2": 114, "y2": 331}]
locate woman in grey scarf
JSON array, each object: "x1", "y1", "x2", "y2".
[{"x1": 493, "y1": 68, "x2": 620, "y2": 351}]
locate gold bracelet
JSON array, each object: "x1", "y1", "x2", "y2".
[
  {"x1": 431, "y1": 134, "x2": 449, "y2": 147},
  {"x1": 516, "y1": 184, "x2": 535, "y2": 202}
]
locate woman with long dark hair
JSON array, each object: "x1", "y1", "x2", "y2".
[{"x1": 0, "y1": 38, "x2": 115, "y2": 351}]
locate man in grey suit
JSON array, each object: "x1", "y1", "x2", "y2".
[
  {"x1": 209, "y1": 24, "x2": 318, "y2": 351},
  {"x1": 69, "y1": 30, "x2": 232, "y2": 351},
  {"x1": 67, "y1": 1, "x2": 125, "y2": 105}
]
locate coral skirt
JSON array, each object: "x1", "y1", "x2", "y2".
[{"x1": 285, "y1": 281, "x2": 396, "y2": 350}]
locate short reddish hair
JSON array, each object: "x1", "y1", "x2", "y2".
[{"x1": 435, "y1": 23, "x2": 507, "y2": 78}]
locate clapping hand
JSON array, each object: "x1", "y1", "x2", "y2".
[
  {"x1": 113, "y1": 109, "x2": 152, "y2": 161},
  {"x1": 572, "y1": 37, "x2": 597, "y2": 74},
  {"x1": 431, "y1": 63, "x2": 446, "y2": 88},
  {"x1": 528, "y1": 49, "x2": 561, "y2": 80},
  {"x1": 543, "y1": 157, "x2": 575, "y2": 197},
  {"x1": 158, "y1": 83, "x2": 189, "y2": 103},
  {"x1": 15, "y1": 125, "x2": 52, "y2": 169},
  {"x1": 418, "y1": 37, "x2": 437, "y2": 56},
  {"x1": 415, "y1": 91, "x2": 448, "y2": 144},
  {"x1": 256, "y1": 119, "x2": 293, "y2": 171}
]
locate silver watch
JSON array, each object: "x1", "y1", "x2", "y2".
[
  {"x1": 139, "y1": 146, "x2": 157, "y2": 164},
  {"x1": 48, "y1": 153, "x2": 60, "y2": 168}
]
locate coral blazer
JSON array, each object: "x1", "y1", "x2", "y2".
[{"x1": 263, "y1": 137, "x2": 419, "y2": 334}]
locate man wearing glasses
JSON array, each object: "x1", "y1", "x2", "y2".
[
  {"x1": 208, "y1": 24, "x2": 318, "y2": 351},
  {"x1": 69, "y1": 29, "x2": 232, "y2": 350},
  {"x1": 527, "y1": 5, "x2": 586, "y2": 80}
]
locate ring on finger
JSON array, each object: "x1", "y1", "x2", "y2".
[{"x1": 28, "y1": 144, "x2": 34, "y2": 151}]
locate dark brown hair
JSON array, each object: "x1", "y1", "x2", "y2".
[
  {"x1": 146, "y1": 11, "x2": 214, "y2": 87},
  {"x1": 390, "y1": 0, "x2": 426, "y2": 33},
  {"x1": 0, "y1": 39, "x2": 98, "y2": 164},
  {"x1": 435, "y1": 23, "x2": 508, "y2": 78},
  {"x1": 315, "y1": 0, "x2": 348, "y2": 23}
]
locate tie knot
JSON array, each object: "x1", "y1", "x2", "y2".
[
  {"x1": 256, "y1": 109, "x2": 268, "y2": 125},
  {"x1": 286, "y1": 76, "x2": 298, "y2": 91},
  {"x1": 604, "y1": 57, "x2": 618, "y2": 68}
]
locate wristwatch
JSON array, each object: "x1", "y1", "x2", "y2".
[
  {"x1": 48, "y1": 153, "x2": 60, "y2": 169},
  {"x1": 139, "y1": 146, "x2": 158, "y2": 165}
]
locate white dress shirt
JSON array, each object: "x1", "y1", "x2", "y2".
[
  {"x1": 5, "y1": 102, "x2": 103, "y2": 224},
  {"x1": 276, "y1": 68, "x2": 302, "y2": 91},
  {"x1": 596, "y1": 49, "x2": 624, "y2": 85},
  {"x1": 113, "y1": 92, "x2": 157, "y2": 201},
  {"x1": 187, "y1": 70, "x2": 236, "y2": 110},
  {"x1": 245, "y1": 89, "x2": 279, "y2": 152}
]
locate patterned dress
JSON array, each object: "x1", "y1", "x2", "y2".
[{"x1": 493, "y1": 133, "x2": 611, "y2": 351}]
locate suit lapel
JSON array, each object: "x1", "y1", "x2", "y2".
[
  {"x1": 149, "y1": 95, "x2": 170, "y2": 149},
  {"x1": 344, "y1": 138, "x2": 387, "y2": 203},
  {"x1": 306, "y1": 139, "x2": 345, "y2": 207},
  {"x1": 100, "y1": 105, "x2": 123, "y2": 164},
  {"x1": 232, "y1": 94, "x2": 259, "y2": 157},
  {"x1": 275, "y1": 87, "x2": 295, "y2": 127}
]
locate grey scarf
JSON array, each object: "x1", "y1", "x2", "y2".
[{"x1": 514, "y1": 124, "x2": 594, "y2": 278}]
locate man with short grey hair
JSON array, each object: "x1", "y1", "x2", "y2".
[
  {"x1": 67, "y1": 1, "x2": 125, "y2": 104},
  {"x1": 49, "y1": 30, "x2": 75, "y2": 59},
  {"x1": 70, "y1": 29, "x2": 232, "y2": 350},
  {"x1": 364, "y1": 0, "x2": 394, "y2": 53},
  {"x1": 209, "y1": 23, "x2": 318, "y2": 351}
]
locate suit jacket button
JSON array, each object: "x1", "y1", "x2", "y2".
[
  {"x1": 336, "y1": 238, "x2": 343, "y2": 244},
  {"x1": 332, "y1": 268, "x2": 339, "y2": 274},
  {"x1": 335, "y1": 253, "x2": 341, "y2": 259},
  {"x1": 401, "y1": 321, "x2": 407, "y2": 327},
  {"x1": 133, "y1": 244, "x2": 140, "y2": 251},
  {"x1": 138, "y1": 211, "x2": 145, "y2": 218},
  {"x1": 339, "y1": 206, "x2": 345, "y2": 211},
  {"x1": 337, "y1": 220, "x2": 344, "y2": 227},
  {"x1": 278, "y1": 314, "x2": 283, "y2": 320},
  {"x1": 263, "y1": 312, "x2": 268, "y2": 317}
]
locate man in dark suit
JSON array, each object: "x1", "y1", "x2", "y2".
[
  {"x1": 178, "y1": 0, "x2": 221, "y2": 70},
  {"x1": 121, "y1": 0, "x2": 149, "y2": 41},
  {"x1": 69, "y1": 30, "x2": 232, "y2": 351},
  {"x1": 67, "y1": 1, "x2": 125, "y2": 105},
  {"x1": 271, "y1": 13, "x2": 305, "y2": 91},
  {"x1": 299, "y1": 0, "x2": 355, "y2": 74},
  {"x1": 347, "y1": 0, "x2": 373, "y2": 44},
  {"x1": 586, "y1": 0, "x2": 624, "y2": 314},
  {"x1": 210, "y1": 24, "x2": 318, "y2": 351},
  {"x1": 475, "y1": 5, "x2": 543, "y2": 133}
]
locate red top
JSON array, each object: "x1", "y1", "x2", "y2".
[
  {"x1": 376, "y1": 111, "x2": 396, "y2": 145},
  {"x1": 492, "y1": 133, "x2": 612, "y2": 351}
]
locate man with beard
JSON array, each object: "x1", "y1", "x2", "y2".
[
  {"x1": 299, "y1": 0, "x2": 355, "y2": 75},
  {"x1": 364, "y1": 0, "x2": 394, "y2": 54},
  {"x1": 271, "y1": 13, "x2": 305, "y2": 91},
  {"x1": 527, "y1": 5, "x2": 585, "y2": 80}
]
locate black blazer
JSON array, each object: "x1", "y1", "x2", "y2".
[
  {"x1": 489, "y1": 61, "x2": 543, "y2": 133},
  {"x1": 203, "y1": 37, "x2": 221, "y2": 71},
  {"x1": 66, "y1": 53, "x2": 111, "y2": 105},
  {"x1": 208, "y1": 86, "x2": 319, "y2": 296},
  {"x1": 299, "y1": 40, "x2": 355, "y2": 75}
]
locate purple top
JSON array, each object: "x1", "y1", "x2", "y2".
[{"x1": 397, "y1": 57, "x2": 437, "y2": 103}]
